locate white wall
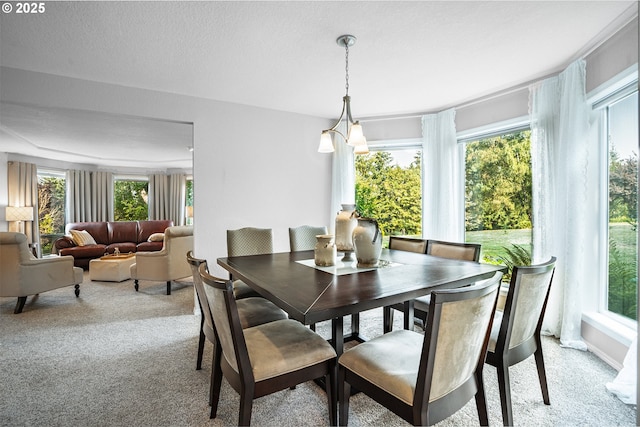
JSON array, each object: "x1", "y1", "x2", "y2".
[
  {"x1": 0, "y1": 151, "x2": 8, "y2": 231},
  {"x1": 0, "y1": 68, "x2": 333, "y2": 276}
]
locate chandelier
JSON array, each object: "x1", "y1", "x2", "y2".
[{"x1": 318, "y1": 35, "x2": 369, "y2": 155}]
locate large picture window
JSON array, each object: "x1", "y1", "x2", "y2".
[
  {"x1": 463, "y1": 129, "x2": 533, "y2": 270},
  {"x1": 114, "y1": 177, "x2": 149, "y2": 221},
  {"x1": 37, "y1": 169, "x2": 66, "y2": 255},
  {"x1": 605, "y1": 90, "x2": 638, "y2": 322},
  {"x1": 355, "y1": 141, "x2": 422, "y2": 243}
]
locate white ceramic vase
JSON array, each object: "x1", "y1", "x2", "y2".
[
  {"x1": 314, "y1": 234, "x2": 337, "y2": 267},
  {"x1": 352, "y1": 218, "x2": 382, "y2": 268},
  {"x1": 335, "y1": 203, "x2": 358, "y2": 253}
]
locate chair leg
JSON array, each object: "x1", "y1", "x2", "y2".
[
  {"x1": 196, "y1": 319, "x2": 205, "y2": 370},
  {"x1": 238, "y1": 386, "x2": 254, "y2": 426},
  {"x1": 383, "y1": 306, "x2": 393, "y2": 333},
  {"x1": 496, "y1": 361, "x2": 513, "y2": 427},
  {"x1": 325, "y1": 362, "x2": 337, "y2": 426},
  {"x1": 474, "y1": 370, "x2": 489, "y2": 426},
  {"x1": 14, "y1": 296, "x2": 27, "y2": 314},
  {"x1": 403, "y1": 300, "x2": 414, "y2": 331},
  {"x1": 534, "y1": 339, "x2": 551, "y2": 405},
  {"x1": 166, "y1": 281, "x2": 171, "y2": 295},
  {"x1": 210, "y1": 343, "x2": 223, "y2": 418},
  {"x1": 134, "y1": 280, "x2": 139, "y2": 292},
  {"x1": 338, "y1": 366, "x2": 351, "y2": 426},
  {"x1": 74, "y1": 284, "x2": 80, "y2": 297}
]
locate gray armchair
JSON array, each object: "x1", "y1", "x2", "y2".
[{"x1": 0, "y1": 232, "x2": 83, "y2": 313}]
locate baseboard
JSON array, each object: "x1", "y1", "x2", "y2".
[{"x1": 581, "y1": 312, "x2": 635, "y2": 371}]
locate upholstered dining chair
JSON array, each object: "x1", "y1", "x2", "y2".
[
  {"x1": 383, "y1": 236, "x2": 429, "y2": 332},
  {"x1": 338, "y1": 271, "x2": 502, "y2": 426},
  {"x1": 199, "y1": 264, "x2": 337, "y2": 426},
  {"x1": 384, "y1": 239, "x2": 482, "y2": 332},
  {"x1": 0, "y1": 232, "x2": 84, "y2": 313},
  {"x1": 226, "y1": 227, "x2": 274, "y2": 299},
  {"x1": 288, "y1": 225, "x2": 328, "y2": 252},
  {"x1": 186, "y1": 252, "x2": 288, "y2": 410},
  {"x1": 130, "y1": 225, "x2": 193, "y2": 295},
  {"x1": 485, "y1": 257, "x2": 557, "y2": 426}
]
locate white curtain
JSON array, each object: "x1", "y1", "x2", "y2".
[
  {"x1": 421, "y1": 108, "x2": 464, "y2": 242},
  {"x1": 529, "y1": 59, "x2": 590, "y2": 350},
  {"x1": 7, "y1": 161, "x2": 40, "y2": 254},
  {"x1": 606, "y1": 334, "x2": 637, "y2": 405},
  {"x1": 329, "y1": 122, "x2": 355, "y2": 232},
  {"x1": 148, "y1": 173, "x2": 186, "y2": 224},
  {"x1": 66, "y1": 170, "x2": 113, "y2": 222}
]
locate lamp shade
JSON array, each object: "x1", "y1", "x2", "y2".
[
  {"x1": 6, "y1": 206, "x2": 34, "y2": 222},
  {"x1": 318, "y1": 131, "x2": 335, "y2": 153},
  {"x1": 186, "y1": 205, "x2": 194, "y2": 218}
]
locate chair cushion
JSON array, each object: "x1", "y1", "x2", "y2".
[
  {"x1": 243, "y1": 319, "x2": 336, "y2": 382},
  {"x1": 236, "y1": 297, "x2": 288, "y2": 328},
  {"x1": 232, "y1": 279, "x2": 261, "y2": 299},
  {"x1": 339, "y1": 329, "x2": 423, "y2": 405}
]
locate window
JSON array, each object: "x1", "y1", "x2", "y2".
[
  {"x1": 355, "y1": 140, "x2": 422, "y2": 244},
  {"x1": 114, "y1": 177, "x2": 149, "y2": 221},
  {"x1": 463, "y1": 129, "x2": 533, "y2": 271},
  {"x1": 37, "y1": 169, "x2": 66, "y2": 255},
  {"x1": 604, "y1": 90, "x2": 638, "y2": 322},
  {"x1": 185, "y1": 178, "x2": 193, "y2": 225}
]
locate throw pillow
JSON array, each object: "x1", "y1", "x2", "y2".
[
  {"x1": 69, "y1": 229, "x2": 97, "y2": 246},
  {"x1": 148, "y1": 232, "x2": 165, "y2": 242}
]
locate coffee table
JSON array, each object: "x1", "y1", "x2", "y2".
[{"x1": 89, "y1": 253, "x2": 136, "y2": 282}]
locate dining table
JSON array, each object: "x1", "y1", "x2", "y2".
[{"x1": 217, "y1": 248, "x2": 507, "y2": 356}]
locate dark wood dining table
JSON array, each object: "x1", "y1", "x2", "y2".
[{"x1": 218, "y1": 249, "x2": 506, "y2": 355}]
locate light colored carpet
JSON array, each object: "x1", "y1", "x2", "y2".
[{"x1": 0, "y1": 272, "x2": 636, "y2": 426}]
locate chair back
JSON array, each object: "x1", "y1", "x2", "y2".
[
  {"x1": 497, "y1": 257, "x2": 556, "y2": 352},
  {"x1": 426, "y1": 239, "x2": 481, "y2": 262},
  {"x1": 186, "y1": 251, "x2": 215, "y2": 339},
  {"x1": 288, "y1": 225, "x2": 328, "y2": 252},
  {"x1": 163, "y1": 226, "x2": 194, "y2": 279},
  {"x1": 388, "y1": 236, "x2": 428, "y2": 253},
  {"x1": 227, "y1": 227, "x2": 273, "y2": 257},
  {"x1": 418, "y1": 272, "x2": 502, "y2": 404},
  {"x1": 199, "y1": 263, "x2": 253, "y2": 382},
  {"x1": 0, "y1": 232, "x2": 32, "y2": 292}
]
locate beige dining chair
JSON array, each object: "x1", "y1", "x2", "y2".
[
  {"x1": 486, "y1": 257, "x2": 557, "y2": 426},
  {"x1": 385, "y1": 239, "x2": 482, "y2": 332},
  {"x1": 288, "y1": 225, "x2": 328, "y2": 252},
  {"x1": 186, "y1": 252, "x2": 287, "y2": 410},
  {"x1": 338, "y1": 272, "x2": 502, "y2": 426},
  {"x1": 226, "y1": 227, "x2": 274, "y2": 299},
  {"x1": 199, "y1": 264, "x2": 337, "y2": 426}
]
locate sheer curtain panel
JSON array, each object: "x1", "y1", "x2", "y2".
[
  {"x1": 529, "y1": 59, "x2": 590, "y2": 350},
  {"x1": 148, "y1": 173, "x2": 186, "y2": 224},
  {"x1": 421, "y1": 108, "x2": 464, "y2": 242},
  {"x1": 330, "y1": 122, "x2": 355, "y2": 232}
]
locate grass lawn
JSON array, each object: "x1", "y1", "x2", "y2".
[{"x1": 466, "y1": 228, "x2": 532, "y2": 265}]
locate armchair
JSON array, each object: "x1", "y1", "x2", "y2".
[
  {"x1": 0, "y1": 232, "x2": 83, "y2": 313},
  {"x1": 130, "y1": 225, "x2": 193, "y2": 295}
]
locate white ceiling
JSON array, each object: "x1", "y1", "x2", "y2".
[{"x1": 0, "y1": 1, "x2": 637, "y2": 169}]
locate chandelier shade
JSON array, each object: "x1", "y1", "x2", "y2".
[{"x1": 318, "y1": 35, "x2": 369, "y2": 155}]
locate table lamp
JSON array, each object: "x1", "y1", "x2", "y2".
[{"x1": 5, "y1": 206, "x2": 34, "y2": 234}]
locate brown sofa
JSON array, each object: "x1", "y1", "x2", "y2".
[{"x1": 54, "y1": 220, "x2": 173, "y2": 269}]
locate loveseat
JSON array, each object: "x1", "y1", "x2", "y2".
[{"x1": 54, "y1": 220, "x2": 173, "y2": 269}]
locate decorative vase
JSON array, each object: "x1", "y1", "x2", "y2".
[
  {"x1": 314, "y1": 234, "x2": 337, "y2": 267},
  {"x1": 335, "y1": 203, "x2": 358, "y2": 261},
  {"x1": 352, "y1": 218, "x2": 382, "y2": 268}
]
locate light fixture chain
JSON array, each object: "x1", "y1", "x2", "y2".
[{"x1": 345, "y1": 43, "x2": 349, "y2": 96}]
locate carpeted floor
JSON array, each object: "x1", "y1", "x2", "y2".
[{"x1": 0, "y1": 272, "x2": 636, "y2": 426}]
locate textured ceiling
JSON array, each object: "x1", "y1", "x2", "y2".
[{"x1": 0, "y1": 1, "x2": 637, "y2": 168}]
